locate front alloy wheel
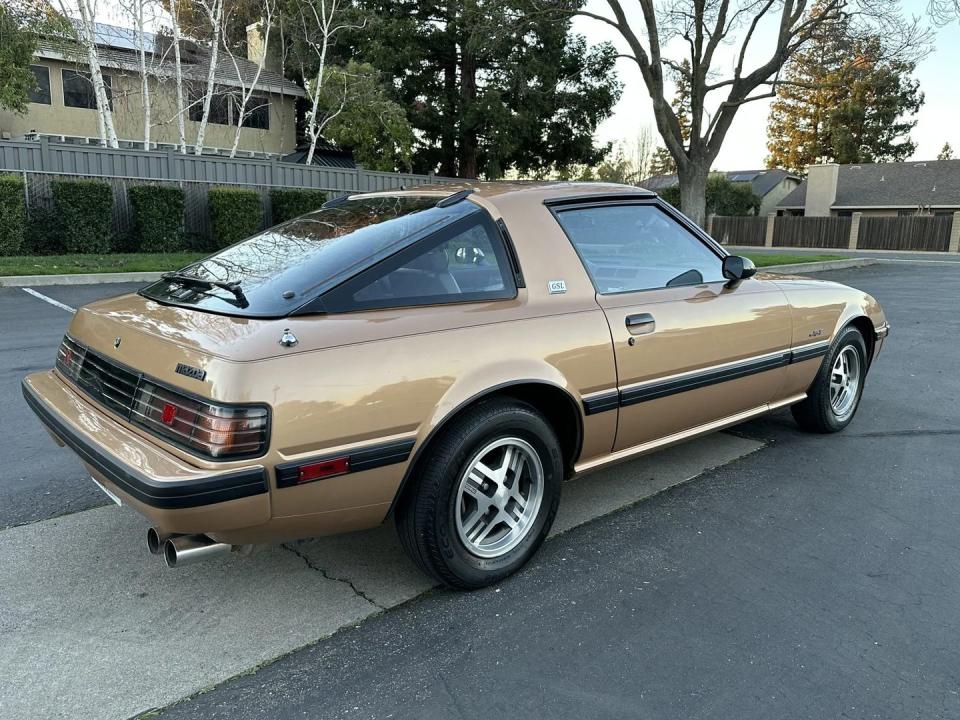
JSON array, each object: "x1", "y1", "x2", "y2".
[{"x1": 792, "y1": 325, "x2": 868, "y2": 433}]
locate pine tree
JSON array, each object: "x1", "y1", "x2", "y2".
[
  {"x1": 766, "y1": 5, "x2": 923, "y2": 171},
  {"x1": 766, "y1": 4, "x2": 851, "y2": 172},
  {"x1": 340, "y1": 0, "x2": 622, "y2": 179},
  {"x1": 825, "y1": 38, "x2": 923, "y2": 164},
  {"x1": 938, "y1": 143, "x2": 954, "y2": 161}
]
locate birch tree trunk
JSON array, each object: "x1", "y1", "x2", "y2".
[
  {"x1": 73, "y1": 0, "x2": 119, "y2": 148},
  {"x1": 134, "y1": 0, "x2": 151, "y2": 150},
  {"x1": 227, "y1": 3, "x2": 274, "y2": 158},
  {"x1": 167, "y1": 0, "x2": 187, "y2": 153},
  {"x1": 194, "y1": 0, "x2": 223, "y2": 155}
]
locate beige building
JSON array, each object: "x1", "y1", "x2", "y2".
[
  {"x1": 778, "y1": 160, "x2": 960, "y2": 217},
  {"x1": 0, "y1": 23, "x2": 304, "y2": 157}
]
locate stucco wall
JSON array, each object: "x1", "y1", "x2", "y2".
[
  {"x1": 0, "y1": 58, "x2": 298, "y2": 155},
  {"x1": 758, "y1": 177, "x2": 800, "y2": 216}
]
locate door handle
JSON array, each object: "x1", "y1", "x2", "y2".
[{"x1": 625, "y1": 313, "x2": 655, "y2": 335}]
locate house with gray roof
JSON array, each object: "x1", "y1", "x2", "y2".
[
  {"x1": 639, "y1": 168, "x2": 801, "y2": 216},
  {"x1": 777, "y1": 161, "x2": 960, "y2": 217},
  {"x1": 0, "y1": 22, "x2": 306, "y2": 158}
]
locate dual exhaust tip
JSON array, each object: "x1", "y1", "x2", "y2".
[{"x1": 147, "y1": 527, "x2": 232, "y2": 568}]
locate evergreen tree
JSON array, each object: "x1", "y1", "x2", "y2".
[
  {"x1": 340, "y1": 0, "x2": 622, "y2": 178},
  {"x1": 938, "y1": 142, "x2": 954, "y2": 160},
  {"x1": 825, "y1": 38, "x2": 923, "y2": 164},
  {"x1": 647, "y1": 147, "x2": 676, "y2": 177},
  {"x1": 767, "y1": 9, "x2": 923, "y2": 171},
  {"x1": 766, "y1": 5, "x2": 851, "y2": 172}
]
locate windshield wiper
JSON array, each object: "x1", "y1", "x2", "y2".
[{"x1": 161, "y1": 273, "x2": 249, "y2": 309}]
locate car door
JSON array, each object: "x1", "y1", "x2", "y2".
[{"x1": 552, "y1": 199, "x2": 792, "y2": 452}]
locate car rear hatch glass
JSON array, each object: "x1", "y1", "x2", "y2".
[{"x1": 139, "y1": 195, "x2": 477, "y2": 318}]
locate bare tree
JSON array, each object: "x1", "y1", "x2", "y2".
[
  {"x1": 294, "y1": 0, "x2": 362, "y2": 164},
  {"x1": 60, "y1": 0, "x2": 119, "y2": 147},
  {"x1": 929, "y1": 0, "x2": 959, "y2": 23},
  {"x1": 117, "y1": 0, "x2": 155, "y2": 149},
  {"x1": 567, "y1": 0, "x2": 929, "y2": 225},
  {"x1": 193, "y1": 0, "x2": 224, "y2": 154},
  {"x1": 222, "y1": 0, "x2": 276, "y2": 157},
  {"x1": 166, "y1": 0, "x2": 188, "y2": 152}
]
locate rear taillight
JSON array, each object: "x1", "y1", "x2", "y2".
[
  {"x1": 55, "y1": 335, "x2": 269, "y2": 460},
  {"x1": 131, "y1": 381, "x2": 269, "y2": 459}
]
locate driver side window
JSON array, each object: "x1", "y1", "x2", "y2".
[{"x1": 555, "y1": 204, "x2": 725, "y2": 294}]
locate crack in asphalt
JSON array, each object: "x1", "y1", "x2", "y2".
[{"x1": 280, "y1": 542, "x2": 387, "y2": 611}]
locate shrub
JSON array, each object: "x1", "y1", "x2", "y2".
[
  {"x1": 269, "y1": 188, "x2": 327, "y2": 224},
  {"x1": 658, "y1": 174, "x2": 762, "y2": 219},
  {"x1": 0, "y1": 175, "x2": 27, "y2": 256},
  {"x1": 130, "y1": 185, "x2": 186, "y2": 252},
  {"x1": 24, "y1": 206, "x2": 61, "y2": 255},
  {"x1": 52, "y1": 179, "x2": 114, "y2": 253},
  {"x1": 208, "y1": 187, "x2": 262, "y2": 250}
]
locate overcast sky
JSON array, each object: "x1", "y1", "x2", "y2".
[{"x1": 572, "y1": 0, "x2": 960, "y2": 170}]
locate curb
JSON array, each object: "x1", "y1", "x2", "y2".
[
  {"x1": 759, "y1": 258, "x2": 883, "y2": 274},
  {"x1": 0, "y1": 272, "x2": 164, "y2": 288},
  {"x1": 0, "y1": 258, "x2": 884, "y2": 288}
]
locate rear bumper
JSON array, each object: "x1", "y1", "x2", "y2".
[{"x1": 22, "y1": 371, "x2": 270, "y2": 515}]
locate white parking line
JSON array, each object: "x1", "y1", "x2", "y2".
[{"x1": 22, "y1": 288, "x2": 76, "y2": 313}]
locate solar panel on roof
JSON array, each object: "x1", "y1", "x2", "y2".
[{"x1": 92, "y1": 22, "x2": 157, "y2": 53}]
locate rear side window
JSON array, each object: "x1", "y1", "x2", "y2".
[
  {"x1": 140, "y1": 195, "x2": 476, "y2": 317},
  {"x1": 555, "y1": 203, "x2": 724, "y2": 294},
  {"x1": 320, "y1": 211, "x2": 516, "y2": 312}
]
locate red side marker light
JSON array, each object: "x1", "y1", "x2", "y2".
[
  {"x1": 161, "y1": 403, "x2": 177, "y2": 425},
  {"x1": 298, "y1": 457, "x2": 349, "y2": 483}
]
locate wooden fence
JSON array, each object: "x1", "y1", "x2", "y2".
[
  {"x1": 711, "y1": 213, "x2": 959, "y2": 253},
  {"x1": 711, "y1": 216, "x2": 766, "y2": 246},
  {"x1": 773, "y1": 216, "x2": 852, "y2": 249},
  {"x1": 858, "y1": 216, "x2": 953, "y2": 252}
]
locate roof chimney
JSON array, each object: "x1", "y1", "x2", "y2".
[
  {"x1": 805, "y1": 163, "x2": 839, "y2": 216},
  {"x1": 246, "y1": 22, "x2": 279, "y2": 72}
]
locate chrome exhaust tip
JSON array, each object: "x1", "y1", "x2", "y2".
[
  {"x1": 147, "y1": 527, "x2": 184, "y2": 555},
  {"x1": 163, "y1": 534, "x2": 232, "y2": 568}
]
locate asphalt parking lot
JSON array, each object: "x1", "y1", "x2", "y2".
[{"x1": 2, "y1": 262, "x2": 958, "y2": 719}]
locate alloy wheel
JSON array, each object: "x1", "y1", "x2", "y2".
[
  {"x1": 830, "y1": 346, "x2": 862, "y2": 420},
  {"x1": 454, "y1": 437, "x2": 545, "y2": 559}
]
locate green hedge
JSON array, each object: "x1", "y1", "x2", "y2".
[
  {"x1": 130, "y1": 185, "x2": 186, "y2": 252},
  {"x1": 0, "y1": 175, "x2": 27, "y2": 256},
  {"x1": 52, "y1": 179, "x2": 114, "y2": 253},
  {"x1": 269, "y1": 188, "x2": 327, "y2": 224},
  {"x1": 208, "y1": 187, "x2": 262, "y2": 250}
]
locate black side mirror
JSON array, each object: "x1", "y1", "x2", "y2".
[{"x1": 722, "y1": 255, "x2": 757, "y2": 287}]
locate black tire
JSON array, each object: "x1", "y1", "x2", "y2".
[
  {"x1": 791, "y1": 325, "x2": 868, "y2": 433},
  {"x1": 396, "y1": 399, "x2": 563, "y2": 589}
]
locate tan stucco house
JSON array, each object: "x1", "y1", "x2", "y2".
[
  {"x1": 0, "y1": 23, "x2": 304, "y2": 157},
  {"x1": 778, "y1": 161, "x2": 960, "y2": 217}
]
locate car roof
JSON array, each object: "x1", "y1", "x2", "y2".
[{"x1": 351, "y1": 181, "x2": 656, "y2": 210}]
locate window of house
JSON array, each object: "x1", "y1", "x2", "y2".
[
  {"x1": 240, "y1": 96, "x2": 270, "y2": 130},
  {"x1": 554, "y1": 203, "x2": 725, "y2": 294},
  {"x1": 62, "y1": 69, "x2": 112, "y2": 110},
  {"x1": 188, "y1": 87, "x2": 231, "y2": 125},
  {"x1": 29, "y1": 66, "x2": 51, "y2": 105},
  {"x1": 321, "y1": 211, "x2": 517, "y2": 312}
]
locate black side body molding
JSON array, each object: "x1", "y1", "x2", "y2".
[{"x1": 275, "y1": 438, "x2": 416, "y2": 488}]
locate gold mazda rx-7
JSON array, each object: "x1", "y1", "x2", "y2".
[{"x1": 22, "y1": 182, "x2": 889, "y2": 588}]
